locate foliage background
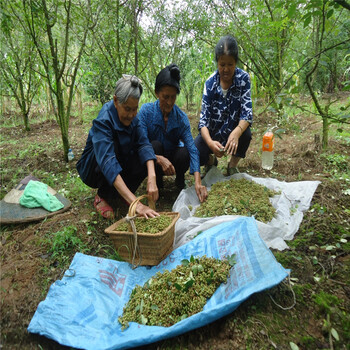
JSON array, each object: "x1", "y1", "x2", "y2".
[
  {"x1": 1, "y1": 0, "x2": 349, "y2": 155},
  {"x1": 1, "y1": 1, "x2": 350, "y2": 349}
]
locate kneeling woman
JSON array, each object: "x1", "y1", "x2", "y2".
[
  {"x1": 76, "y1": 75, "x2": 159, "y2": 219},
  {"x1": 138, "y1": 64, "x2": 207, "y2": 203},
  {"x1": 195, "y1": 35, "x2": 253, "y2": 175}
]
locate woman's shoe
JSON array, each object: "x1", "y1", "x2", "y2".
[
  {"x1": 205, "y1": 154, "x2": 218, "y2": 173},
  {"x1": 227, "y1": 166, "x2": 239, "y2": 176},
  {"x1": 94, "y1": 195, "x2": 114, "y2": 219}
]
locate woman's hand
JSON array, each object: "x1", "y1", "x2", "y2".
[
  {"x1": 194, "y1": 172, "x2": 208, "y2": 203},
  {"x1": 224, "y1": 129, "x2": 241, "y2": 155},
  {"x1": 157, "y1": 155, "x2": 175, "y2": 175},
  {"x1": 195, "y1": 183, "x2": 208, "y2": 203},
  {"x1": 147, "y1": 175, "x2": 159, "y2": 202},
  {"x1": 145, "y1": 159, "x2": 159, "y2": 202},
  {"x1": 201, "y1": 127, "x2": 225, "y2": 158},
  {"x1": 136, "y1": 202, "x2": 160, "y2": 218},
  {"x1": 210, "y1": 140, "x2": 225, "y2": 158}
]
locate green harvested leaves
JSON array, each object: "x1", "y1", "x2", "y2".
[
  {"x1": 116, "y1": 214, "x2": 173, "y2": 234},
  {"x1": 118, "y1": 255, "x2": 235, "y2": 329},
  {"x1": 194, "y1": 178, "x2": 278, "y2": 223}
]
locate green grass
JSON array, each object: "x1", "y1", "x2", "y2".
[
  {"x1": 34, "y1": 169, "x2": 94, "y2": 204},
  {"x1": 0, "y1": 138, "x2": 20, "y2": 146},
  {"x1": 313, "y1": 291, "x2": 341, "y2": 313},
  {"x1": 1, "y1": 92, "x2": 349, "y2": 350},
  {"x1": 43, "y1": 225, "x2": 88, "y2": 267}
]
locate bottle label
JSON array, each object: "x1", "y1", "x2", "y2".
[{"x1": 262, "y1": 132, "x2": 274, "y2": 152}]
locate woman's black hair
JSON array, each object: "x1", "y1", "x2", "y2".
[
  {"x1": 155, "y1": 63, "x2": 181, "y2": 94},
  {"x1": 215, "y1": 35, "x2": 239, "y2": 63}
]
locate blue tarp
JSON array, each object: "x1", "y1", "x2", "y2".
[{"x1": 28, "y1": 217, "x2": 289, "y2": 350}]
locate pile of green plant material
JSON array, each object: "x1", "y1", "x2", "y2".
[
  {"x1": 116, "y1": 215, "x2": 173, "y2": 234},
  {"x1": 118, "y1": 255, "x2": 235, "y2": 329},
  {"x1": 194, "y1": 178, "x2": 277, "y2": 223}
]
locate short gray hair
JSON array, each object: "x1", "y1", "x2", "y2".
[{"x1": 114, "y1": 75, "x2": 143, "y2": 104}]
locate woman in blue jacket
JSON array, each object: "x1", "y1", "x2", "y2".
[
  {"x1": 138, "y1": 64, "x2": 207, "y2": 203},
  {"x1": 76, "y1": 75, "x2": 159, "y2": 219}
]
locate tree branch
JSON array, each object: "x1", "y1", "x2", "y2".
[{"x1": 334, "y1": 0, "x2": 350, "y2": 11}]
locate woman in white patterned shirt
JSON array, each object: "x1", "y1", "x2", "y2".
[{"x1": 195, "y1": 35, "x2": 253, "y2": 175}]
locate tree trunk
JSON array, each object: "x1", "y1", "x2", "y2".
[
  {"x1": 23, "y1": 111, "x2": 30, "y2": 131},
  {"x1": 77, "y1": 88, "x2": 83, "y2": 123},
  {"x1": 60, "y1": 125, "x2": 70, "y2": 161},
  {"x1": 1, "y1": 96, "x2": 5, "y2": 116},
  {"x1": 322, "y1": 115, "x2": 329, "y2": 150}
]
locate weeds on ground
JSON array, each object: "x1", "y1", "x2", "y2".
[
  {"x1": 321, "y1": 153, "x2": 350, "y2": 180},
  {"x1": 313, "y1": 291, "x2": 349, "y2": 347},
  {"x1": 43, "y1": 225, "x2": 87, "y2": 267}
]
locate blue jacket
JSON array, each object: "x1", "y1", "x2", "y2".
[
  {"x1": 138, "y1": 100, "x2": 200, "y2": 174},
  {"x1": 199, "y1": 68, "x2": 253, "y2": 145},
  {"x1": 77, "y1": 100, "x2": 156, "y2": 187}
]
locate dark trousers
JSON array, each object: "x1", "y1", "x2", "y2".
[
  {"x1": 95, "y1": 141, "x2": 148, "y2": 203},
  {"x1": 151, "y1": 140, "x2": 189, "y2": 188},
  {"x1": 194, "y1": 127, "x2": 252, "y2": 166},
  {"x1": 97, "y1": 158, "x2": 147, "y2": 203}
]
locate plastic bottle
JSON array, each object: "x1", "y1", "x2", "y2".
[
  {"x1": 68, "y1": 148, "x2": 75, "y2": 162},
  {"x1": 261, "y1": 126, "x2": 274, "y2": 170}
]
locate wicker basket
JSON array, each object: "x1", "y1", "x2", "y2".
[{"x1": 105, "y1": 195, "x2": 180, "y2": 267}]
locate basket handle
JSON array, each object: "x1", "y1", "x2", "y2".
[
  {"x1": 128, "y1": 194, "x2": 155, "y2": 217},
  {"x1": 126, "y1": 194, "x2": 155, "y2": 269}
]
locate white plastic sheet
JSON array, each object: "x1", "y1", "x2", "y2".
[{"x1": 173, "y1": 167, "x2": 321, "y2": 250}]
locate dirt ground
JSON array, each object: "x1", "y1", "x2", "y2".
[{"x1": 1, "y1": 100, "x2": 350, "y2": 350}]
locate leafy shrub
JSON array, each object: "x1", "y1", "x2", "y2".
[{"x1": 48, "y1": 225, "x2": 87, "y2": 265}]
